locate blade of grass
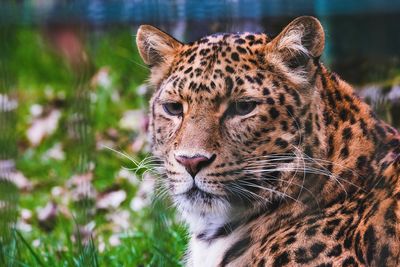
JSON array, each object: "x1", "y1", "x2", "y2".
[{"x1": 16, "y1": 230, "x2": 45, "y2": 267}]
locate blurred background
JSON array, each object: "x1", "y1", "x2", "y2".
[{"x1": 0, "y1": 0, "x2": 400, "y2": 266}]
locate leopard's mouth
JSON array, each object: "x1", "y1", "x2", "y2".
[
  {"x1": 173, "y1": 183, "x2": 231, "y2": 217},
  {"x1": 180, "y1": 184, "x2": 216, "y2": 200}
]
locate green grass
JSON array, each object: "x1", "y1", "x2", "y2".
[
  {"x1": 6, "y1": 203, "x2": 187, "y2": 267},
  {"x1": 0, "y1": 26, "x2": 187, "y2": 266}
]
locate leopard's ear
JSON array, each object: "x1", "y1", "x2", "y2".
[
  {"x1": 266, "y1": 16, "x2": 325, "y2": 69},
  {"x1": 136, "y1": 25, "x2": 182, "y2": 67}
]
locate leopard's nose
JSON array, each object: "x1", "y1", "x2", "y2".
[{"x1": 175, "y1": 154, "x2": 216, "y2": 177}]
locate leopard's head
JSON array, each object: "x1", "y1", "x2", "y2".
[{"x1": 136, "y1": 17, "x2": 326, "y2": 224}]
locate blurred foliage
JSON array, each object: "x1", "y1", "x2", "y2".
[{"x1": 0, "y1": 26, "x2": 187, "y2": 266}]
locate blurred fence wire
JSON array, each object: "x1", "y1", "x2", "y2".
[{"x1": 0, "y1": 25, "x2": 19, "y2": 267}]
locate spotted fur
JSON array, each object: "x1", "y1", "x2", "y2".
[{"x1": 137, "y1": 16, "x2": 400, "y2": 266}]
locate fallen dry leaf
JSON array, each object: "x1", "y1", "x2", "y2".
[
  {"x1": 91, "y1": 67, "x2": 111, "y2": 88},
  {"x1": 8, "y1": 171, "x2": 33, "y2": 191},
  {"x1": 96, "y1": 190, "x2": 126, "y2": 210},
  {"x1": 42, "y1": 142, "x2": 65, "y2": 161},
  {"x1": 67, "y1": 172, "x2": 93, "y2": 187},
  {"x1": 72, "y1": 221, "x2": 96, "y2": 244},
  {"x1": 17, "y1": 220, "x2": 33, "y2": 232},
  {"x1": 130, "y1": 173, "x2": 155, "y2": 212},
  {"x1": 0, "y1": 93, "x2": 18, "y2": 111},
  {"x1": 117, "y1": 168, "x2": 139, "y2": 186},
  {"x1": 0, "y1": 160, "x2": 33, "y2": 191},
  {"x1": 109, "y1": 234, "x2": 121, "y2": 246},
  {"x1": 27, "y1": 109, "x2": 61, "y2": 146},
  {"x1": 37, "y1": 201, "x2": 57, "y2": 232},
  {"x1": 67, "y1": 172, "x2": 97, "y2": 202},
  {"x1": 30, "y1": 103, "x2": 43, "y2": 117},
  {"x1": 21, "y1": 208, "x2": 33, "y2": 221},
  {"x1": 119, "y1": 110, "x2": 145, "y2": 132},
  {"x1": 106, "y1": 210, "x2": 130, "y2": 231}
]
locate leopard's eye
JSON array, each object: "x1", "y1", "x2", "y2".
[
  {"x1": 230, "y1": 101, "x2": 257, "y2": 116},
  {"x1": 162, "y1": 102, "x2": 183, "y2": 116}
]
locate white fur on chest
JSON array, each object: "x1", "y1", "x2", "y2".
[
  {"x1": 187, "y1": 233, "x2": 241, "y2": 267},
  {"x1": 177, "y1": 199, "x2": 247, "y2": 266}
]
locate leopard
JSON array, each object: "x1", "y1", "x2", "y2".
[{"x1": 136, "y1": 16, "x2": 400, "y2": 266}]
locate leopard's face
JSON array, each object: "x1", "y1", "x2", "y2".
[{"x1": 137, "y1": 18, "x2": 325, "y2": 218}]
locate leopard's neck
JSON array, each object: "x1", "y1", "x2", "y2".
[{"x1": 316, "y1": 65, "x2": 399, "y2": 202}]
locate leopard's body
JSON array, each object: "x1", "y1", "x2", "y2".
[{"x1": 136, "y1": 17, "x2": 400, "y2": 266}]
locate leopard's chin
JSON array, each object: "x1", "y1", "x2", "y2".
[
  {"x1": 172, "y1": 187, "x2": 231, "y2": 217},
  {"x1": 182, "y1": 186, "x2": 216, "y2": 200}
]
